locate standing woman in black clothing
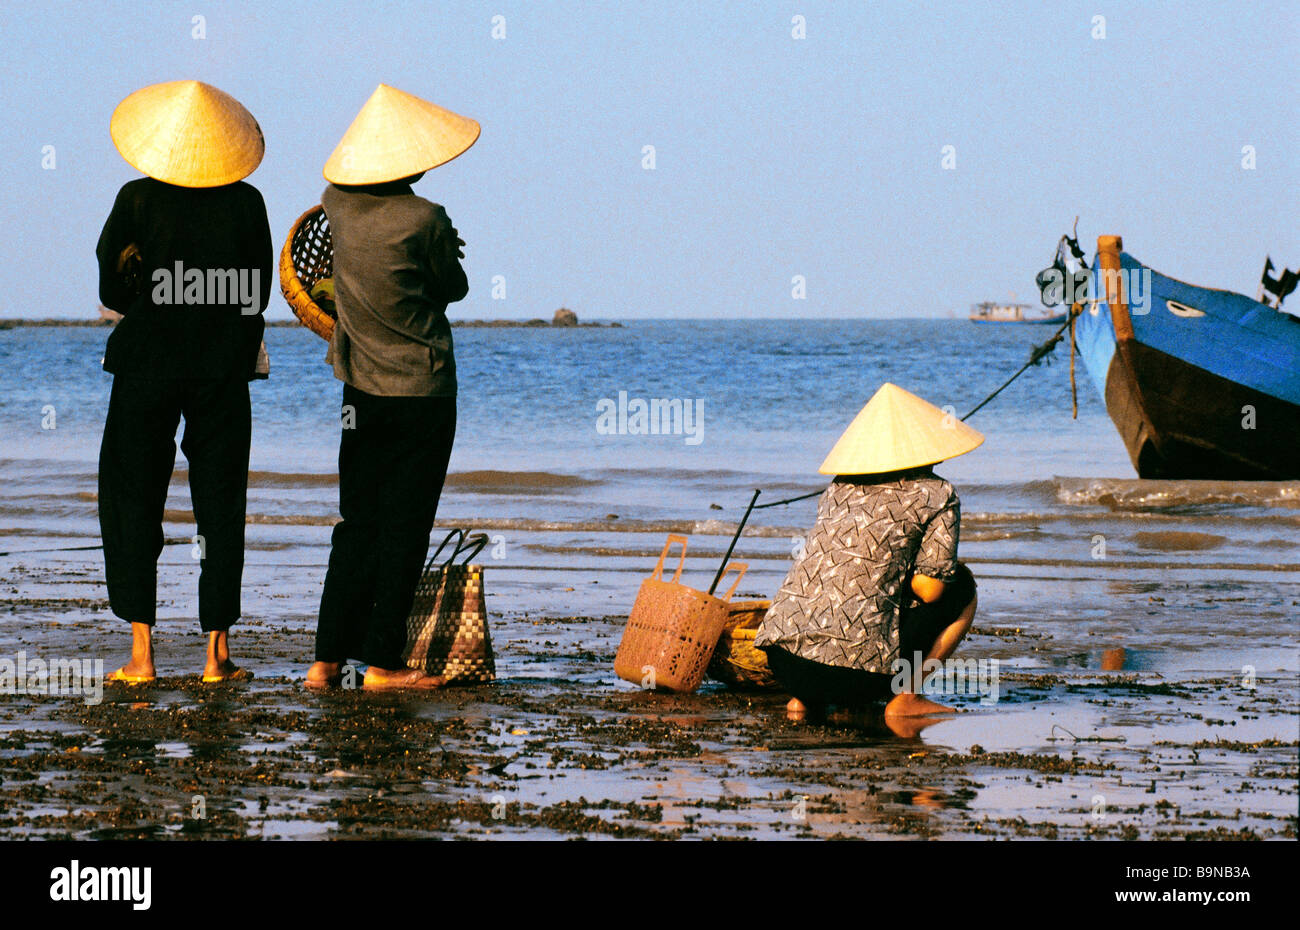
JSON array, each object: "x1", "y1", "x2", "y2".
[{"x1": 95, "y1": 81, "x2": 272, "y2": 683}]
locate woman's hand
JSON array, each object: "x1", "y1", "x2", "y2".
[{"x1": 910, "y1": 573, "x2": 947, "y2": 604}]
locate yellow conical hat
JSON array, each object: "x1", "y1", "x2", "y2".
[
  {"x1": 110, "y1": 81, "x2": 264, "y2": 188},
  {"x1": 818, "y1": 383, "x2": 984, "y2": 475},
  {"x1": 323, "y1": 84, "x2": 480, "y2": 185}
]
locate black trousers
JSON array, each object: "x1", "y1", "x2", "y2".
[
  {"x1": 315, "y1": 383, "x2": 456, "y2": 670},
  {"x1": 763, "y1": 563, "x2": 977, "y2": 706},
  {"x1": 98, "y1": 375, "x2": 251, "y2": 630}
]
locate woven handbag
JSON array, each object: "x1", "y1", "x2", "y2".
[{"x1": 402, "y1": 530, "x2": 495, "y2": 684}]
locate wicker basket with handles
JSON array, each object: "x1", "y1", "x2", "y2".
[{"x1": 613, "y1": 534, "x2": 746, "y2": 693}]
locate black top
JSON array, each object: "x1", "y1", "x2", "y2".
[
  {"x1": 96, "y1": 177, "x2": 273, "y2": 380},
  {"x1": 321, "y1": 181, "x2": 467, "y2": 397}
]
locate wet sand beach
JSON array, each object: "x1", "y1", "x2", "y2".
[{"x1": 1, "y1": 498, "x2": 1295, "y2": 839}]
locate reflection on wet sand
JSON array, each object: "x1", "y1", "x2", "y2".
[{"x1": 1100, "y1": 647, "x2": 1126, "y2": 671}]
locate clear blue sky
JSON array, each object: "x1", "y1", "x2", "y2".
[{"x1": 2, "y1": 1, "x2": 1296, "y2": 320}]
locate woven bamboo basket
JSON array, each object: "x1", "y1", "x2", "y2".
[
  {"x1": 707, "y1": 599, "x2": 779, "y2": 691},
  {"x1": 613, "y1": 535, "x2": 747, "y2": 693},
  {"x1": 279, "y1": 205, "x2": 336, "y2": 341}
]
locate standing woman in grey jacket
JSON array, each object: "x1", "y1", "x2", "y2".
[{"x1": 305, "y1": 85, "x2": 479, "y2": 691}]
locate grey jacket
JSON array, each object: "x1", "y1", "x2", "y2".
[{"x1": 322, "y1": 182, "x2": 468, "y2": 396}]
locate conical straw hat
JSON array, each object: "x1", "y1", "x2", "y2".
[
  {"x1": 818, "y1": 383, "x2": 984, "y2": 475},
  {"x1": 323, "y1": 84, "x2": 480, "y2": 185},
  {"x1": 110, "y1": 81, "x2": 264, "y2": 188}
]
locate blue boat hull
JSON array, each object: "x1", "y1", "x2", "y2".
[{"x1": 1073, "y1": 238, "x2": 1300, "y2": 479}]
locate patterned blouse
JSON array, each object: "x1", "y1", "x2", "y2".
[{"x1": 754, "y1": 470, "x2": 961, "y2": 674}]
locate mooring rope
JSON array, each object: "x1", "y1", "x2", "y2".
[
  {"x1": 1069, "y1": 303, "x2": 1080, "y2": 419},
  {"x1": 958, "y1": 309, "x2": 1076, "y2": 421}
]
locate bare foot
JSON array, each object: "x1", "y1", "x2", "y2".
[
  {"x1": 305, "y1": 661, "x2": 345, "y2": 690},
  {"x1": 202, "y1": 659, "x2": 253, "y2": 683},
  {"x1": 108, "y1": 622, "x2": 156, "y2": 682},
  {"x1": 882, "y1": 715, "x2": 946, "y2": 739},
  {"x1": 362, "y1": 666, "x2": 446, "y2": 691},
  {"x1": 106, "y1": 659, "x2": 155, "y2": 684},
  {"x1": 785, "y1": 697, "x2": 828, "y2": 721},
  {"x1": 884, "y1": 692, "x2": 958, "y2": 717},
  {"x1": 201, "y1": 630, "x2": 251, "y2": 682}
]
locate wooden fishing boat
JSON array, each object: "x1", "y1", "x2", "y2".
[
  {"x1": 1068, "y1": 235, "x2": 1300, "y2": 479},
  {"x1": 969, "y1": 301, "x2": 1067, "y2": 324}
]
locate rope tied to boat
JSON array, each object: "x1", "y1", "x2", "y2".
[
  {"x1": 1069, "y1": 302, "x2": 1080, "y2": 419},
  {"x1": 959, "y1": 307, "x2": 1078, "y2": 421}
]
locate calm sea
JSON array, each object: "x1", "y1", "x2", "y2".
[
  {"x1": 3, "y1": 319, "x2": 1131, "y2": 480},
  {"x1": 1, "y1": 319, "x2": 1295, "y2": 616}
]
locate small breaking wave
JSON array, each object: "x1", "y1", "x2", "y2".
[
  {"x1": 1054, "y1": 477, "x2": 1299, "y2": 511},
  {"x1": 445, "y1": 470, "x2": 601, "y2": 492},
  {"x1": 238, "y1": 469, "x2": 604, "y2": 492},
  {"x1": 242, "y1": 470, "x2": 338, "y2": 488},
  {"x1": 155, "y1": 509, "x2": 805, "y2": 537},
  {"x1": 1132, "y1": 531, "x2": 1229, "y2": 552}
]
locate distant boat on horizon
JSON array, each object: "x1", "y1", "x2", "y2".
[
  {"x1": 1043, "y1": 233, "x2": 1300, "y2": 480},
  {"x1": 969, "y1": 301, "x2": 1067, "y2": 324}
]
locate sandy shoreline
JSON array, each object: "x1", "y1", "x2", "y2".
[
  {"x1": 2, "y1": 422, "x2": 1296, "y2": 839},
  {"x1": 1, "y1": 559, "x2": 1295, "y2": 839}
]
